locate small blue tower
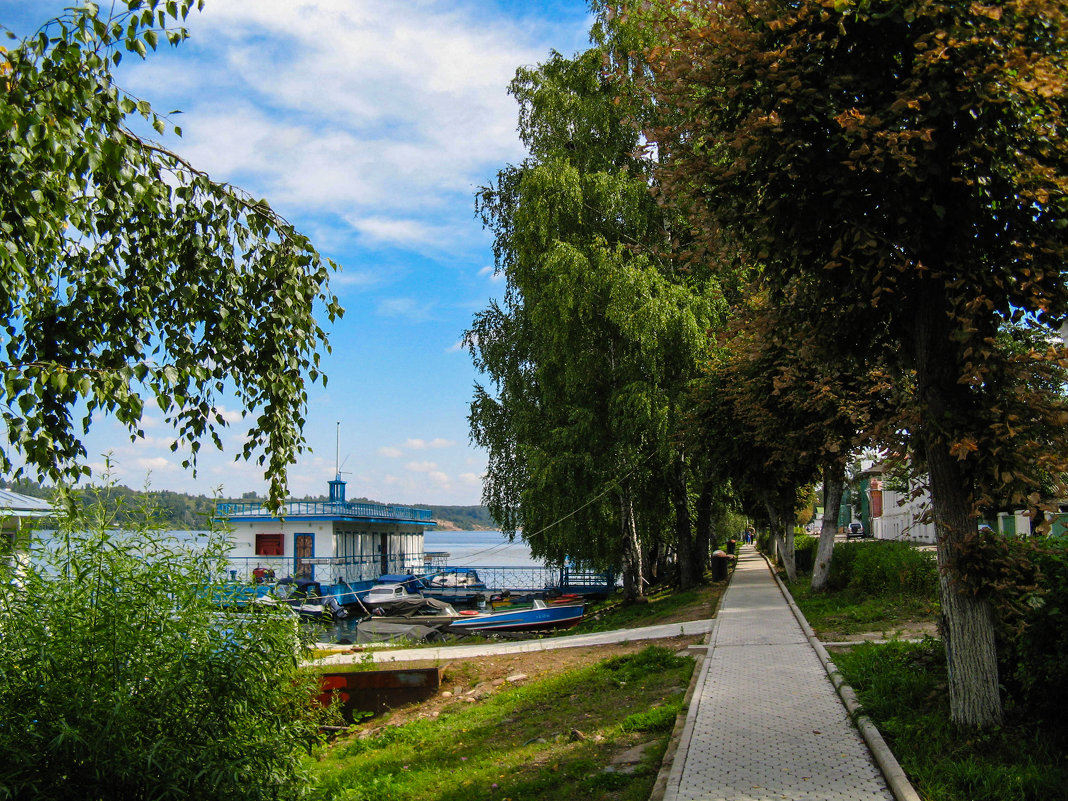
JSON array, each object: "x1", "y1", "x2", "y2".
[{"x1": 328, "y1": 473, "x2": 346, "y2": 504}]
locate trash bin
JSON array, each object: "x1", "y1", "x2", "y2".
[
  {"x1": 711, "y1": 549, "x2": 729, "y2": 581},
  {"x1": 726, "y1": 538, "x2": 736, "y2": 555}
]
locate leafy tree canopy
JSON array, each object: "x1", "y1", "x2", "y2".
[
  {"x1": 638, "y1": 0, "x2": 1068, "y2": 728},
  {"x1": 0, "y1": 1, "x2": 343, "y2": 508}
]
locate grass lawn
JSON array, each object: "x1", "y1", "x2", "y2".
[
  {"x1": 783, "y1": 541, "x2": 1067, "y2": 801},
  {"x1": 834, "y1": 640, "x2": 1068, "y2": 801},
  {"x1": 786, "y1": 580, "x2": 939, "y2": 638},
  {"x1": 309, "y1": 646, "x2": 695, "y2": 801},
  {"x1": 573, "y1": 575, "x2": 727, "y2": 633}
]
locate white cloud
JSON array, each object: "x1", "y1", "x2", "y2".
[
  {"x1": 120, "y1": 0, "x2": 574, "y2": 257},
  {"x1": 346, "y1": 216, "x2": 450, "y2": 250},
  {"x1": 376, "y1": 297, "x2": 433, "y2": 320},
  {"x1": 406, "y1": 460, "x2": 438, "y2": 473},
  {"x1": 214, "y1": 406, "x2": 245, "y2": 425},
  {"x1": 378, "y1": 446, "x2": 404, "y2": 458},
  {"x1": 405, "y1": 438, "x2": 455, "y2": 450},
  {"x1": 135, "y1": 456, "x2": 179, "y2": 473},
  {"x1": 459, "y1": 472, "x2": 482, "y2": 486}
]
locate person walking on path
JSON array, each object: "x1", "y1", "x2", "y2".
[{"x1": 660, "y1": 544, "x2": 894, "y2": 801}]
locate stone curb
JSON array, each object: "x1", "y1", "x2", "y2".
[
  {"x1": 764, "y1": 553, "x2": 923, "y2": 801},
  {"x1": 649, "y1": 557, "x2": 739, "y2": 801},
  {"x1": 648, "y1": 615, "x2": 718, "y2": 801}
]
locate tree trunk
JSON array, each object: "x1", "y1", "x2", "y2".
[
  {"x1": 766, "y1": 500, "x2": 796, "y2": 582},
  {"x1": 620, "y1": 493, "x2": 644, "y2": 603},
  {"x1": 911, "y1": 277, "x2": 1002, "y2": 728},
  {"x1": 645, "y1": 539, "x2": 661, "y2": 586},
  {"x1": 694, "y1": 478, "x2": 715, "y2": 572},
  {"x1": 927, "y1": 437, "x2": 1002, "y2": 729},
  {"x1": 812, "y1": 462, "x2": 844, "y2": 592},
  {"x1": 670, "y1": 454, "x2": 700, "y2": 589}
]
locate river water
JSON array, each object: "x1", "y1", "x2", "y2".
[{"x1": 422, "y1": 530, "x2": 537, "y2": 567}]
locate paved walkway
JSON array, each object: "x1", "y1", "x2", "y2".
[{"x1": 661, "y1": 545, "x2": 893, "y2": 801}]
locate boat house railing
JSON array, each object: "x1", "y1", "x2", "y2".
[
  {"x1": 216, "y1": 499, "x2": 435, "y2": 523},
  {"x1": 223, "y1": 553, "x2": 423, "y2": 587},
  {"x1": 222, "y1": 552, "x2": 616, "y2": 600}
]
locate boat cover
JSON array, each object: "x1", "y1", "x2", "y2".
[
  {"x1": 355, "y1": 620, "x2": 444, "y2": 644},
  {"x1": 369, "y1": 596, "x2": 457, "y2": 616}
]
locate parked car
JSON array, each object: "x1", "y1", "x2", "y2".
[{"x1": 846, "y1": 522, "x2": 866, "y2": 539}]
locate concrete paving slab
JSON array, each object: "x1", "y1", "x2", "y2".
[{"x1": 661, "y1": 546, "x2": 893, "y2": 801}]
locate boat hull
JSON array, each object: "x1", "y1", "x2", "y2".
[{"x1": 446, "y1": 603, "x2": 584, "y2": 633}]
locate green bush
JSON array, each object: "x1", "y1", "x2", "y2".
[
  {"x1": 826, "y1": 540, "x2": 938, "y2": 597},
  {"x1": 836, "y1": 640, "x2": 1068, "y2": 801},
  {"x1": 0, "y1": 487, "x2": 333, "y2": 800},
  {"x1": 976, "y1": 537, "x2": 1068, "y2": 730},
  {"x1": 793, "y1": 534, "x2": 818, "y2": 573}
]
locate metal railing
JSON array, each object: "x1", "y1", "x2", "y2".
[
  {"x1": 222, "y1": 554, "x2": 420, "y2": 586},
  {"x1": 216, "y1": 499, "x2": 434, "y2": 522},
  {"x1": 221, "y1": 553, "x2": 617, "y2": 597}
]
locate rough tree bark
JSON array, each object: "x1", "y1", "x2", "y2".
[
  {"x1": 811, "y1": 462, "x2": 845, "y2": 592},
  {"x1": 765, "y1": 499, "x2": 796, "y2": 582},
  {"x1": 694, "y1": 478, "x2": 715, "y2": 572},
  {"x1": 670, "y1": 453, "x2": 700, "y2": 589},
  {"x1": 913, "y1": 279, "x2": 1002, "y2": 728}
]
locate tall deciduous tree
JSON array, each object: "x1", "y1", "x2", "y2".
[
  {"x1": 468, "y1": 46, "x2": 723, "y2": 598},
  {"x1": 642, "y1": 0, "x2": 1068, "y2": 727},
  {"x1": 0, "y1": 2, "x2": 342, "y2": 507}
]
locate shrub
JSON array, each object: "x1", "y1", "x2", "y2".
[
  {"x1": 0, "y1": 486, "x2": 333, "y2": 800},
  {"x1": 826, "y1": 540, "x2": 938, "y2": 597},
  {"x1": 956, "y1": 534, "x2": 1068, "y2": 729},
  {"x1": 793, "y1": 534, "x2": 818, "y2": 573}
]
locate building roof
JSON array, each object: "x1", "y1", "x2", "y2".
[
  {"x1": 216, "y1": 476, "x2": 436, "y2": 527},
  {"x1": 0, "y1": 488, "x2": 54, "y2": 518},
  {"x1": 216, "y1": 498, "x2": 436, "y2": 526}
]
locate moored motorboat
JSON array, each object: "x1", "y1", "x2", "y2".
[
  {"x1": 445, "y1": 599, "x2": 584, "y2": 634},
  {"x1": 418, "y1": 567, "x2": 489, "y2": 605},
  {"x1": 256, "y1": 577, "x2": 347, "y2": 620},
  {"x1": 361, "y1": 582, "x2": 428, "y2": 615}
]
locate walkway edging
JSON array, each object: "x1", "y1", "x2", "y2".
[
  {"x1": 763, "y1": 552, "x2": 923, "y2": 801},
  {"x1": 648, "y1": 615, "x2": 719, "y2": 801}
]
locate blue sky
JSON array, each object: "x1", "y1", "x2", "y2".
[{"x1": 3, "y1": 0, "x2": 593, "y2": 506}]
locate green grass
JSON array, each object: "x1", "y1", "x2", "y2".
[
  {"x1": 309, "y1": 646, "x2": 695, "y2": 801},
  {"x1": 573, "y1": 575, "x2": 726, "y2": 634},
  {"x1": 835, "y1": 641, "x2": 1068, "y2": 801},
  {"x1": 787, "y1": 580, "x2": 939, "y2": 637}
]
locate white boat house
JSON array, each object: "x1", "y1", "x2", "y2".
[{"x1": 216, "y1": 474, "x2": 436, "y2": 604}]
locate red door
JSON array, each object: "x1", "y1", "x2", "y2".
[{"x1": 295, "y1": 533, "x2": 314, "y2": 578}]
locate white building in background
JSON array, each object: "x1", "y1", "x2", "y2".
[
  {"x1": 0, "y1": 487, "x2": 53, "y2": 541},
  {"x1": 216, "y1": 474, "x2": 436, "y2": 602},
  {"x1": 867, "y1": 466, "x2": 1031, "y2": 544},
  {"x1": 866, "y1": 474, "x2": 937, "y2": 544}
]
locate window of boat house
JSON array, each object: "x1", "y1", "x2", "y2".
[{"x1": 255, "y1": 533, "x2": 284, "y2": 556}]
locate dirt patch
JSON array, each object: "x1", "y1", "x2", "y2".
[
  {"x1": 352, "y1": 634, "x2": 705, "y2": 728},
  {"x1": 821, "y1": 620, "x2": 940, "y2": 643}
]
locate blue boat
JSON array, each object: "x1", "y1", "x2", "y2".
[{"x1": 445, "y1": 599, "x2": 584, "y2": 634}]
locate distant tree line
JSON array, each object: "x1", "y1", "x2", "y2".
[{"x1": 1, "y1": 478, "x2": 493, "y2": 531}]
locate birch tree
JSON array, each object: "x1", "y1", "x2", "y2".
[{"x1": 0, "y1": 2, "x2": 342, "y2": 507}]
